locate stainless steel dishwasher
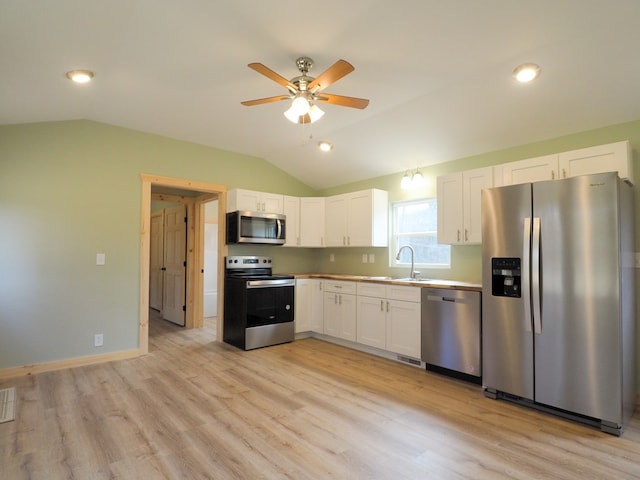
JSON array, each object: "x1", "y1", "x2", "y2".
[{"x1": 421, "y1": 288, "x2": 481, "y2": 382}]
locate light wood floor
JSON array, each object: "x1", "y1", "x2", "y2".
[{"x1": 2, "y1": 316, "x2": 640, "y2": 480}]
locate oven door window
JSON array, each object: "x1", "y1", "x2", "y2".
[{"x1": 246, "y1": 285, "x2": 294, "y2": 327}]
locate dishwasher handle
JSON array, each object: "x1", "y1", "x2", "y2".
[{"x1": 426, "y1": 295, "x2": 459, "y2": 303}]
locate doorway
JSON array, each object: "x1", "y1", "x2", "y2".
[{"x1": 139, "y1": 173, "x2": 227, "y2": 355}]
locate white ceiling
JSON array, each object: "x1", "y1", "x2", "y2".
[{"x1": 2, "y1": 0, "x2": 640, "y2": 190}]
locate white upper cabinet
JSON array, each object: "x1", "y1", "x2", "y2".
[
  {"x1": 299, "y1": 197, "x2": 325, "y2": 247},
  {"x1": 437, "y1": 167, "x2": 493, "y2": 245},
  {"x1": 226, "y1": 189, "x2": 284, "y2": 213},
  {"x1": 499, "y1": 154, "x2": 559, "y2": 186},
  {"x1": 325, "y1": 189, "x2": 389, "y2": 247},
  {"x1": 283, "y1": 195, "x2": 300, "y2": 247},
  {"x1": 558, "y1": 140, "x2": 633, "y2": 184}
]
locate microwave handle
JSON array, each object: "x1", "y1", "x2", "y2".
[{"x1": 276, "y1": 218, "x2": 283, "y2": 239}]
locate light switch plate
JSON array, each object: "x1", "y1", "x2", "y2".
[
  {"x1": 368, "y1": 254, "x2": 375, "y2": 263},
  {"x1": 96, "y1": 253, "x2": 105, "y2": 266},
  {"x1": 362, "y1": 254, "x2": 368, "y2": 263}
]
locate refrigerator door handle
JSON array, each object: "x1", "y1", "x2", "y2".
[
  {"x1": 522, "y1": 217, "x2": 532, "y2": 332},
  {"x1": 531, "y1": 217, "x2": 542, "y2": 334}
]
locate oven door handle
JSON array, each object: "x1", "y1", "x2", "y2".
[{"x1": 246, "y1": 279, "x2": 296, "y2": 288}]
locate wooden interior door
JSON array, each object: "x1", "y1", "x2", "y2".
[
  {"x1": 149, "y1": 211, "x2": 164, "y2": 310},
  {"x1": 162, "y1": 205, "x2": 187, "y2": 326}
]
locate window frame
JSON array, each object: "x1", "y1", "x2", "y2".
[{"x1": 389, "y1": 197, "x2": 451, "y2": 269}]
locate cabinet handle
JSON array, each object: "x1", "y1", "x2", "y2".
[
  {"x1": 551, "y1": 170, "x2": 555, "y2": 180},
  {"x1": 465, "y1": 229, "x2": 469, "y2": 242},
  {"x1": 386, "y1": 301, "x2": 389, "y2": 313},
  {"x1": 334, "y1": 294, "x2": 338, "y2": 304},
  {"x1": 339, "y1": 294, "x2": 342, "y2": 305},
  {"x1": 343, "y1": 236, "x2": 346, "y2": 246},
  {"x1": 347, "y1": 236, "x2": 350, "y2": 246},
  {"x1": 380, "y1": 300, "x2": 384, "y2": 312},
  {"x1": 457, "y1": 230, "x2": 461, "y2": 242},
  {"x1": 562, "y1": 168, "x2": 567, "y2": 178}
]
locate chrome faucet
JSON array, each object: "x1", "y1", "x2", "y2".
[{"x1": 396, "y1": 245, "x2": 419, "y2": 279}]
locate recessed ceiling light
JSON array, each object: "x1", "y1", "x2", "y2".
[
  {"x1": 65, "y1": 70, "x2": 94, "y2": 84},
  {"x1": 318, "y1": 141, "x2": 333, "y2": 152},
  {"x1": 512, "y1": 63, "x2": 541, "y2": 83}
]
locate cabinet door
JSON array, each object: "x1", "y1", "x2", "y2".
[
  {"x1": 437, "y1": 173, "x2": 464, "y2": 244},
  {"x1": 300, "y1": 197, "x2": 325, "y2": 247},
  {"x1": 558, "y1": 141, "x2": 632, "y2": 183},
  {"x1": 501, "y1": 154, "x2": 558, "y2": 186},
  {"x1": 356, "y1": 296, "x2": 386, "y2": 348},
  {"x1": 323, "y1": 292, "x2": 340, "y2": 337},
  {"x1": 310, "y1": 280, "x2": 324, "y2": 333},
  {"x1": 261, "y1": 192, "x2": 284, "y2": 213},
  {"x1": 325, "y1": 194, "x2": 348, "y2": 246},
  {"x1": 283, "y1": 195, "x2": 300, "y2": 247},
  {"x1": 462, "y1": 167, "x2": 493, "y2": 244},
  {"x1": 294, "y1": 279, "x2": 311, "y2": 333},
  {"x1": 227, "y1": 189, "x2": 261, "y2": 212},
  {"x1": 386, "y1": 300, "x2": 421, "y2": 359},
  {"x1": 338, "y1": 294, "x2": 357, "y2": 342},
  {"x1": 227, "y1": 189, "x2": 283, "y2": 213},
  {"x1": 345, "y1": 190, "x2": 373, "y2": 247}
]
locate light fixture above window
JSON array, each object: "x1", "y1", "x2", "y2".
[
  {"x1": 512, "y1": 63, "x2": 541, "y2": 83},
  {"x1": 65, "y1": 69, "x2": 94, "y2": 84},
  {"x1": 401, "y1": 168, "x2": 424, "y2": 189}
]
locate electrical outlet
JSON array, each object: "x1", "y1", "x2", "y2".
[
  {"x1": 329, "y1": 254, "x2": 335, "y2": 262},
  {"x1": 94, "y1": 334, "x2": 104, "y2": 347},
  {"x1": 368, "y1": 254, "x2": 375, "y2": 263},
  {"x1": 362, "y1": 254, "x2": 368, "y2": 263},
  {"x1": 96, "y1": 253, "x2": 106, "y2": 266}
]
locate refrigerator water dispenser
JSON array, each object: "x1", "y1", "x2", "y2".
[{"x1": 491, "y1": 258, "x2": 521, "y2": 297}]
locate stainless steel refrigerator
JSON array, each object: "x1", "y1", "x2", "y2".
[{"x1": 481, "y1": 172, "x2": 635, "y2": 435}]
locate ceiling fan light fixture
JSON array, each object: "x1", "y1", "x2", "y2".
[
  {"x1": 284, "y1": 107, "x2": 300, "y2": 123},
  {"x1": 512, "y1": 63, "x2": 541, "y2": 83},
  {"x1": 307, "y1": 104, "x2": 324, "y2": 123},
  {"x1": 291, "y1": 95, "x2": 310, "y2": 116}
]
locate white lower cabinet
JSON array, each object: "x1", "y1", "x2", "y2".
[
  {"x1": 295, "y1": 278, "x2": 324, "y2": 333},
  {"x1": 323, "y1": 281, "x2": 357, "y2": 341},
  {"x1": 356, "y1": 283, "x2": 421, "y2": 359},
  {"x1": 385, "y1": 299, "x2": 421, "y2": 358}
]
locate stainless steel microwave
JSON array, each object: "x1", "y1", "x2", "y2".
[{"x1": 226, "y1": 211, "x2": 286, "y2": 245}]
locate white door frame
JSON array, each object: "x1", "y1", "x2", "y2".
[{"x1": 139, "y1": 173, "x2": 227, "y2": 355}]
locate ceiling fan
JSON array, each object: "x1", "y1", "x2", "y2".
[{"x1": 241, "y1": 57, "x2": 369, "y2": 124}]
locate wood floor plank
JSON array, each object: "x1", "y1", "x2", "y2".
[{"x1": 2, "y1": 314, "x2": 640, "y2": 479}]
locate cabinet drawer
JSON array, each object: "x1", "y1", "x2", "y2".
[
  {"x1": 356, "y1": 282, "x2": 386, "y2": 298},
  {"x1": 323, "y1": 280, "x2": 357, "y2": 295},
  {"x1": 385, "y1": 285, "x2": 421, "y2": 302}
]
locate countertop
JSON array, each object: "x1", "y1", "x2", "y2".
[{"x1": 294, "y1": 273, "x2": 482, "y2": 292}]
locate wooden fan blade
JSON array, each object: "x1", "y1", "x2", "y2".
[
  {"x1": 316, "y1": 93, "x2": 369, "y2": 109},
  {"x1": 308, "y1": 59, "x2": 355, "y2": 93},
  {"x1": 248, "y1": 63, "x2": 298, "y2": 93},
  {"x1": 241, "y1": 95, "x2": 290, "y2": 107}
]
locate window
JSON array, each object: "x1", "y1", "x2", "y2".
[{"x1": 391, "y1": 198, "x2": 451, "y2": 268}]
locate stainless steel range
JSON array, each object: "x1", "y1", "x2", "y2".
[{"x1": 223, "y1": 255, "x2": 295, "y2": 350}]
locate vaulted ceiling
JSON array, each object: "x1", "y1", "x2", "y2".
[{"x1": 2, "y1": 0, "x2": 640, "y2": 189}]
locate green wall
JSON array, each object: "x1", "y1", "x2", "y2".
[
  {"x1": 0, "y1": 120, "x2": 317, "y2": 369},
  {"x1": 1, "y1": 118, "x2": 639, "y2": 373}
]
